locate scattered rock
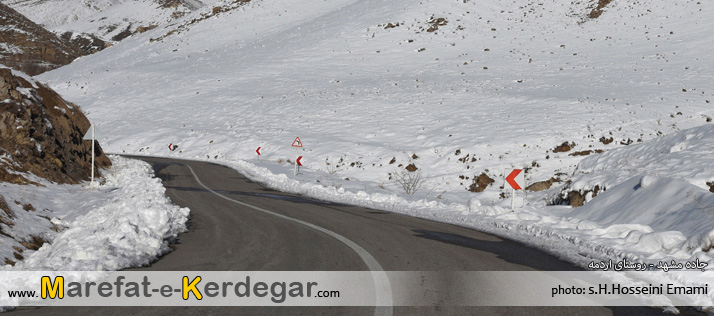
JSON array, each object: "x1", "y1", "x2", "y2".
[
  {"x1": 707, "y1": 182, "x2": 714, "y2": 193},
  {"x1": 469, "y1": 173, "x2": 494, "y2": 192},
  {"x1": 405, "y1": 163, "x2": 418, "y2": 172},
  {"x1": 426, "y1": 17, "x2": 447, "y2": 32},
  {"x1": 552, "y1": 141, "x2": 576, "y2": 153},
  {"x1": 526, "y1": 177, "x2": 560, "y2": 192},
  {"x1": 599, "y1": 136, "x2": 614, "y2": 145},
  {"x1": 556, "y1": 185, "x2": 604, "y2": 207}
]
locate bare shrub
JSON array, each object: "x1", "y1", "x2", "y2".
[
  {"x1": 390, "y1": 169, "x2": 426, "y2": 195},
  {"x1": 325, "y1": 157, "x2": 340, "y2": 175}
]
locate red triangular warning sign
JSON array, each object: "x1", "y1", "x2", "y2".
[{"x1": 292, "y1": 137, "x2": 303, "y2": 147}]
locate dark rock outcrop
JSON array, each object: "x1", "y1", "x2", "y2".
[
  {"x1": 0, "y1": 67, "x2": 111, "y2": 185},
  {"x1": 0, "y1": 2, "x2": 84, "y2": 75}
]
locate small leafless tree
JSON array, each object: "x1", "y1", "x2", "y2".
[{"x1": 391, "y1": 169, "x2": 426, "y2": 195}]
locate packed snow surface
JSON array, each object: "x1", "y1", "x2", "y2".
[{"x1": 27, "y1": 0, "x2": 714, "y2": 307}]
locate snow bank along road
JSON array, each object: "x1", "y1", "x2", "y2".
[{"x1": 14, "y1": 157, "x2": 665, "y2": 315}]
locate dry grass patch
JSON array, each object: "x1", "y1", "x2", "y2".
[{"x1": 20, "y1": 235, "x2": 46, "y2": 251}]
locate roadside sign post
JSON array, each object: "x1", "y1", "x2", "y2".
[
  {"x1": 256, "y1": 147, "x2": 261, "y2": 160},
  {"x1": 83, "y1": 124, "x2": 97, "y2": 189},
  {"x1": 505, "y1": 169, "x2": 525, "y2": 210},
  {"x1": 292, "y1": 137, "x2": 303, "y2": 176}
]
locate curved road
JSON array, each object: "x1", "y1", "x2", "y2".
[{"x1": 14, "y1": 156, "x2": 664, "y2": 315}]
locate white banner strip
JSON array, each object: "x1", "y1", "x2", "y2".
[{"x1": 0, "y1": 271, "x2": 711, "y2": 307}]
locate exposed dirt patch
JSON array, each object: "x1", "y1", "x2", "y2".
[
  {"x1": 134, "y1": 25, "x2": 158, "y2": 34},
  {"x1": 599, "y1": 136, "x2": 614, "y2": 145},
  {"x1": 384, "y1": 22, "x2": 401, "y2": 29},
  {"x1": 0, "y1": 195, "x2": 14, "y2": 228},
  {"x1": 405, "y1": 163, "x2": 418, "y2": 172},
  {"x1": 526, "y1": 177, "x2": 560, "y2": 192},
  {"x1": 22, "y1": 202, "x2": 35, "y2": 212},
  {"x1": 20, "y1": 235, "x2": 46, "y2": 251},
  {"x1": 111, "y1": 26, "x2": 133, "y2": 42},
  {"x1": 707, "y1": 182, "x2": 714, "y2": 193},
  {"x1": 588, "y1": 0, "x2": 613, "y2": 19},
  {"x1": 158, "y1": 0, "x2": 183, "y2": 8},
  {"x1": 469, "y1": 173, "x2": 494, "y2": 193},
  {"x1": 552, "y1": 141, "x2": 576, "y2": 153},
  {"x1": 569, "y1": 149, "x2": 604, "y2": 157},
  {"x1": 59, "y1": 31, "x2": 107, "y2": 55}
]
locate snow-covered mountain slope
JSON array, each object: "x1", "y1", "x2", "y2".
[
  {"x1": 2, "y1": 0, "x2": 218, "y2": 42},
  {"x1": 38, "y1": 0, "x2": 713, "y2": 200},
  {"x1": 24, "y1": 0, "x2": 714, "y2": 303}
]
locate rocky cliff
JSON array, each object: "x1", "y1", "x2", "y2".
[
  {"x1": 0, "y1": 66, "x2": 111, "y2": 185},
  {"x1": 0, "y1": 2, "x2": 84, "y2": 76}
]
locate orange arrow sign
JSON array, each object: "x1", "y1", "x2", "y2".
[
  {"x1": 505, "y1": 169, "x2": 524, "y2": 190},
  {"x1": 256, "y1": 147, "x2": 261, "y2": 155},
  {"x1": 296, "y1": 156, "x2": 303, "y2": 166}
]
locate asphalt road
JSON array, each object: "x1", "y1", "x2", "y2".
[{"x1": 12, "y1": 156, "x2": 667, "y2": 316}]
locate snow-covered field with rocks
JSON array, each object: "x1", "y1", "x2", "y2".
[{"x1": 3, "y1": 0, "x2": 712, "y2": 309}]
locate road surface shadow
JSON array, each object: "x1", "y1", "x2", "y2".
[{"x1": 412, "y1": 229, "x2": 581, "y2": 271}]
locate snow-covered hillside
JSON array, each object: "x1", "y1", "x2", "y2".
[
  {"x1": 32, "y1": 0, "x2": 713, "y2": 307},
  {"x1": 38, "y1": 0, "x2": 713, "y2": 195},
  {"x1": 3, "y1": 0, "x2": 219, "y2": 42}
]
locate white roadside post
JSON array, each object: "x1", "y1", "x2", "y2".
[
  {"x1": 505, "y1": 169, "x2": 525, "y2": 211},
  {"x1": 83, "y1": 124, "x2": 97, "y2": 189}
]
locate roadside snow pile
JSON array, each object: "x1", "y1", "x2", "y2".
[
  {"x1": 566, "y1": 124, "x2": 714, "y2": 260},
  {"x1": 569, "y1": 124, "x2": 714, "y2": 195},
  {"x1": 1, "y1": 156, "x2": 189, "y2": 271}
]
